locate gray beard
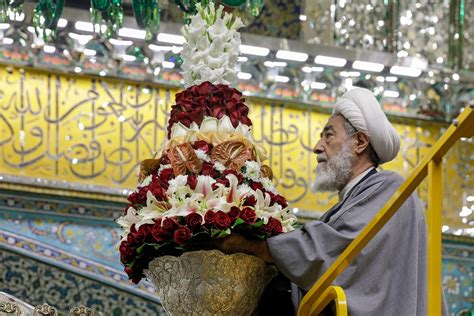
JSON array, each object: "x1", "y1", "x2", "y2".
[{"x1": 312, "y1": 142, "x2": 354, "y2": 193}]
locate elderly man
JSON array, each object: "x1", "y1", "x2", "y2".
[{"x1": 217, "y1": 87, "x2": 448, "y2": 315}]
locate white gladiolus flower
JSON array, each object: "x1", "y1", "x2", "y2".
[{"x1": 180, "y1": 3, "x2": 244, "y2": 87}]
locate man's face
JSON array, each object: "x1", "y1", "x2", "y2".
[{"x1": 312, "y1": 115, "x2": 355, "y2": 192}]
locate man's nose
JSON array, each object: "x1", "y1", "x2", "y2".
[{"x1": 313, "y1": 139, "x2": 323, "y2": 154}]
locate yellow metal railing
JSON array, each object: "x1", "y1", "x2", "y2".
[{"x1": 297, "y1": 105, "x2": 474, "y2": 316}]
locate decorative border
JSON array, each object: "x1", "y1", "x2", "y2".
[
  {"x1": 0, "y1": 189, "x2": 125, "y2": 220},
  {"x1": 0, "y1": 174, "x2": 129, "y2": 202},
  {"x1": 0, "y1": 230, "x2": 160, "y2": 303}
]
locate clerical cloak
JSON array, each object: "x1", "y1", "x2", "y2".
[{"x1": 267, "y1": 171, "x2": 448, "y2": 315}]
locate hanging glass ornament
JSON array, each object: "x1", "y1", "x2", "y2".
[
  {"x1": 132, "y1": 0, "x2": 160, "y2": 41},
  {"x1": 90, "y1": 0, "x2": 123, "y2": 38},
  {"x1": 126, "y1": 45, "x2": 146, "y2": 62},
  {"x1": 32, "y1": 0, "x2": 64, "y2": 41},
  {"x1": 0, "y1": 0, "x2": 25, "y2": 22},
  {"x1": 175, "y1": 0, "x2": 197, "y2": 14},
  {"x1": 0, "y1": 1, "x2": 8, "y2": 22},
  {"x1": 105, "y1": 0, "x2": 123, "y2": 38},
  {"x1": 246, "y1": 0, "x2": 263, "y2": 16},
  {"x1": 222, "y1": 0, "x2": 246, "y2": 7},
  {"x1": 448, "y1": 0, "x2": 464, "y2": 69}
]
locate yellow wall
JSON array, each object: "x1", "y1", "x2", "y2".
[{"x1": 0, "y1": 66, "x2": 471, "y2": 228}]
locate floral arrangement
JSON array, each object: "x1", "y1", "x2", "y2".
[
  {"x1": 117, "y1": 4, "x2": 296, "y2": 284},
  {"x1": 167, "y1": 81, "x2": 252, "y2": 137},
  {"x1": 180, "y1": 3, "x2": 243, "y2": 87}
]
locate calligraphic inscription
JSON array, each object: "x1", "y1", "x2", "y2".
[{"x1": 0, "y1": 66, "x2": 471, "y2": 225}]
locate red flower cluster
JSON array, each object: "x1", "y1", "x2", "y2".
[{"x1": 167, "y1": 82, "x2": 252, "y2": 138}]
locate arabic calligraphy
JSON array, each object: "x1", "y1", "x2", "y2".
[{"x1": 0, "y1": 66, "x2": 471, "y2": 216}]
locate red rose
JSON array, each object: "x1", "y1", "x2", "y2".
[
  {"x1": 124, "y1": 266, "x2": 133, "y2": 276},
  {"x1": 240, "y1": 207, "x2": 256, "y2": 223},
  {"x1": 214, "y1": 211, "x2": 231, "y2": 229},
  {"x1": 243, "y1": 196, "x2": 257, "y2": 207},
  {"x1": 187, "y1": 175, "x2": 198, "y2": 189},
  {"x1": 119, "y1": 241, "x2": 135, "y2": 263},
  {"x1": 211, "y1": 106, "x2": 225, "y2": 119},
  {"x1": 195, "y1": 81, "x2": 214, "y2": 95},
  {"x1": 185, "y1": 213, "x2": 203, "y2": 230},
  {"x1": 127, "y1": 187, "x2": 148, "y2": 205},
  {"x1": 259, "y1": 223, "x2": 273, "y2": 234},
  {"x1": 159, "y1": 168, "x2": 174, "y2": 184},
  {"x1": 192, "y1": 140, "x2": 213, "y2": 154},
  {"x1": 201, "y1": 162, "x2": 218, "y2": 178},
  {"x1": 149, "y1": 178, "x2": 166, "y2": 199},
  {"x1": 269, "y1": 193, "x2": 288, "y2": 208},
  {"x1": 162, "y1": 217, "x2": 179, "y2": 233},
  {"x1": 228, "y1": 206, "x2": 240, "y2": 222},
  {"x1": 268, "y1": 218, "x2": 283, "y2": 234},
  {"x1": 166, "y1": 82, "x2": 252, "y2": 138},
  {"x1": 132, "y1": 224, "x2": 153, "y2": 244},
  {"x1": 204, "y1": 210, "x2": 215, "y2": 225},
  {"x1": 151, "y1": 219, "x2": 167, "y2": 242},
  {"x1": 174, "y1": 227, "x2": 191, "y2": 244},
  {"x1": 250, "y1": 182, "x2": 264, "y2": 191}
]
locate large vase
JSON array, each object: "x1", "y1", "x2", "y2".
[{"x1": 144, "y1": 250, "x2": 277, "y2": 316}]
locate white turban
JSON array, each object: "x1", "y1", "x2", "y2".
[{"x1": 332, "y1": 87, "x2": 400, "y2": 164}]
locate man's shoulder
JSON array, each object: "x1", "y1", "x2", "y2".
[
  {"x1": 366, "y1": 170, "x2": 404, "y2": 186},
  {"x1": 331, "y1": 171, "x2": 409, "y2": 222},
  {"x1": 349, "y1": 170, "x2": 404, "y2": 201}
]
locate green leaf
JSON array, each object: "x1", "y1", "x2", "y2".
[
  {"x1": 217, "y1": 228, "x2": 231, "y2": 238},
  {"x1": 211, "y1": 229, "x2": 221, "y2": 237},
  {"x1": 251, "y1": 220, "x2": 264, "y2": 228},
  {"x1": 231, "y1": 218, "x2": 245, "y2": 228}
]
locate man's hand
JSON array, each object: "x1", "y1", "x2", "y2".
[
  {"x1": 138, "y1": 158, "x2": 161, "y2": 183},
  {"x1": 213, "y1": 233, "x2": 274, "y2": 263}
]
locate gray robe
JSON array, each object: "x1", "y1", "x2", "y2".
[{"x1": 267, "y1": 171, "x2": 448, "y2": 315}]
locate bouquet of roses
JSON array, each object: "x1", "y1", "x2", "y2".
[{"x1": 117, "y1": 82, "x2": 297, "y2": 283}]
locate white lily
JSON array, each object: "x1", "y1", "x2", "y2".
[
  {"x1": 225, "y1": 174, "x2": 240, "y2": 204},
  {"x1": 135, "y1": 191, "x2": 167, "y2": 229},
  {"x1": 164, "y1": 192, "x2": 204, "y2": 217},
  {"x1": 195, "y1": 175, "x2": 216, "y2": 199},
  {"x1": 116, "y1": 207, "x2": 141, "y2": 240}
]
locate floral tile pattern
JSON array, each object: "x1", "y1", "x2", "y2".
[{"x1": 0, "y1": 249, "x2": 165, "y2": 315}]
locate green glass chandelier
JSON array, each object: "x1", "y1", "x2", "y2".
[{"x1": 2, "y1": 0, "x2": 264, "y2": 41}]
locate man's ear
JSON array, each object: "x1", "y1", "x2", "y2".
[{"x1": 353, "y1": 132, "x2": 370, "y2": 154}]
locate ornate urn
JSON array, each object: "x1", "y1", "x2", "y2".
[{"x1": 145, "y1": 250, "x2": 277, "y2": 316}]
